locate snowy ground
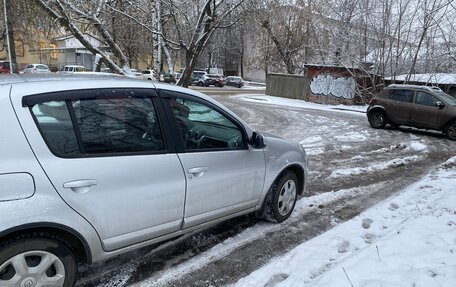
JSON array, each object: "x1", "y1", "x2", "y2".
[
  {"x1": 234, "y1": 157, "x2": 456, "y2": 287},
  {"x1": 76, "y1": 94, "x2": 456, "y2": 287}
]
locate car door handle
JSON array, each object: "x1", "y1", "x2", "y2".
[
  {"x1": 63, "y1": 179, "x2": 97, "y2": 193},
  {"x1": 188, "y1": 167, "x2": 208, "y2": 178}
]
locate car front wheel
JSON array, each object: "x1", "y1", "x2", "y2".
[
  {"x1": 368, "y1": 111, "x2": 387, "y2": 128},
  {"x1": 445, "y1": 122, "x2": 456, "y2": 140},
  {"x1": 264, "y1": 171, "x2": 298, "y2": 223},
  {"x1": 0, "y1": 233, "x2": 77, "y2": 287}
]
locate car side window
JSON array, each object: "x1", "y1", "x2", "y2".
[
  {"x1": 31, "y1": 91, "x2": 165, "y2": 157},
  {"x1": 415, "y1": 92, "x2": 439, "y2": 107},
  {"x1": 32, "y1": 101, "x2": 80, "y2": 156},
  {"x1": 162, "y1": 92, "x2": 246, "y2": 151},
  {"x1": 73, "y1": 96, "x2": 164, "y2": 154},
  {"x1": 389, "y1": 90, "x2": 414, "y2": 103}
]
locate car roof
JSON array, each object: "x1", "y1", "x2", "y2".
[
  {"x1": 387, "y1": 84, "x2": 443, "y2": 92},
  {"x1": 0, "y1": 74, "x2": 223, "y2": 104}
]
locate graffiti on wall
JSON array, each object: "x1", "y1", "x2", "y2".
[{"x1": 309, "y1": 75, "x2": 356, "y2": 99}]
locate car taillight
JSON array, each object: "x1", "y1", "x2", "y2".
[{"x1": 369, "y1": 98, "x2": 377, "y2": 106}]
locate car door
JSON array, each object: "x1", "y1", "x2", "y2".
[
  {"x1": 159, "y1": 90, "x2": 266, "y2": 228},
  {"x1": 386, "y1": 89, "x2": 414, "y2": 124},
  {"x1": 411, "y1": 91, "x2": 446, "y2": 129},
  {"x1": 18, "y1": 88, "x2": 186, "y2": 251}
]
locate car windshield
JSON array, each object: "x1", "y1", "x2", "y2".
[{"x1": 436, "y1": 91, "x2": 456, "y2": 105}]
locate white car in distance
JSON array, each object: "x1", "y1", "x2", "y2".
[{"x1": 22, "y1": 64, "x2": 50, "y2": 73}]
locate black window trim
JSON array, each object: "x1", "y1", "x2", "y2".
[
  {"x1": 158, "y1": 89, "x2": 249, "y2": 153},
  {"x1": 26, "y1": 88, "x2": 173, "y2": 158}
]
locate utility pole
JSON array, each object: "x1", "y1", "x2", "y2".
[{"x1": 3, "y1": 0, "x2": 13, "y2": 73}]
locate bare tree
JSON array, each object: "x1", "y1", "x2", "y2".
[
  {"x1": 162, "y1": 0, "x2": 245, "y2": 87},
  {"x1": 248, "y1": 0, "x2": 311, "y2": 74}
]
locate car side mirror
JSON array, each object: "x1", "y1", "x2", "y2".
[
  {"x1": 436, "y1": 101, "x2": 445, "y2": 109},
  {"x1": 250, "y1": 132, "x2": 266, "y2": 149}
]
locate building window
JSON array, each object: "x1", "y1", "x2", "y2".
[{"x1": 50, "y1": 43, "x2": 58, "y2": 60}]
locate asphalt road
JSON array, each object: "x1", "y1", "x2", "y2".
[{"x1": 76, "y1": 90, "x2": 456, "y2": 287}]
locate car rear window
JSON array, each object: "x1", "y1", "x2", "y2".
[
  {"x1": 30, "y1": 91, "x2": 165, "y2": 157},
  {"x1": 389, "y1": 90, "x2": 414, "y2": 103}
]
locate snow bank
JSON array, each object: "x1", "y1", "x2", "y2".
[
  {"x1": 329, "y1": 155, "x2": 423, "y2": 178},
  {"x1": 234, "y1": 157, "x2": 456, "y2": 287},
  {"x1": 234, "y1": 95, "x2": 368, "y2": 115}
]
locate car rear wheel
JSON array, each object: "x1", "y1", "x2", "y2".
[
  {"x1": 0, "y1": 233, "x2": 77, "y2": 287},
  {"x1": 368, "y1": 111, "x2": 387, "y2": 128},
  {"x1": 264, "y1": 171, "x2": 298, "y2": 223},
  {"x1": 445, "y1": 122, "x2": 456, "y2": 140}
]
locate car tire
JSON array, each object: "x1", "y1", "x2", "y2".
[
  {"x1": 264, "y1": 171, "x2": 298, "y2": 223},
  {"x1": 0, "y1": 233, "x2": 77, "y2": 287},
  {"x1": 198, "y1": 82, "x2": 204, "y2": 87},
  {"x1": 368, "y1": 111, "x2": 387, "y2": 128},
  {"x1": 445, "y1": 121, "x2": 456, "y2": 140}
]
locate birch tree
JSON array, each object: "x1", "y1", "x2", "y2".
[{"x1": 33, "y1": 0, "x2": 139, "y2": 74}]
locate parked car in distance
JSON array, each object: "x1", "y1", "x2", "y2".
[
  {"x1": 162, "y1": 72, "x2": 176, "y2": 83},
  {"x1": 22, "y1": 64, "x2": 50, "y2": 74},
  {"x1": 0, "y1": 61, "x2": 16, "y2": 74},
  {"x1": 0, "y1": 74, "x2": 308, "y2": 286},
  {"x1": 367, "y1": 84, "x2": 456, "y2": 140},
  {"x1": 226, "y1": 76, "x2": 244, "y2": 88},
  {"x1": 190, "y1": 73, "x2": 207, "y2": 86},
  {"x1": 204, "y1": 74, "x2": 226, "y2": 87},
  {"x1": 129, "y1": 69, "x2": 143, "y2": 78},
  {"x1": 61, "y1": 65, "x2": 86, "y2": 72},
  {"x1": 141, "y1": 69, "x2": 157, "y2": 80},
  {"x1": 174, "y1": 72, "x2": 182, "y2": 82}
]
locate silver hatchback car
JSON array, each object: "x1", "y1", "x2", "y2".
[{"x1": 0, "y1": 74, "x2": 308, "y2": 287}]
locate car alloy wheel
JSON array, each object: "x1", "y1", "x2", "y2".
[
  {"x1": 446, "y1": 122, "x2": 456, "y2": 140},
  {"x1": 368, "y1": 111, "x2": 387, "y2": 128}
]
